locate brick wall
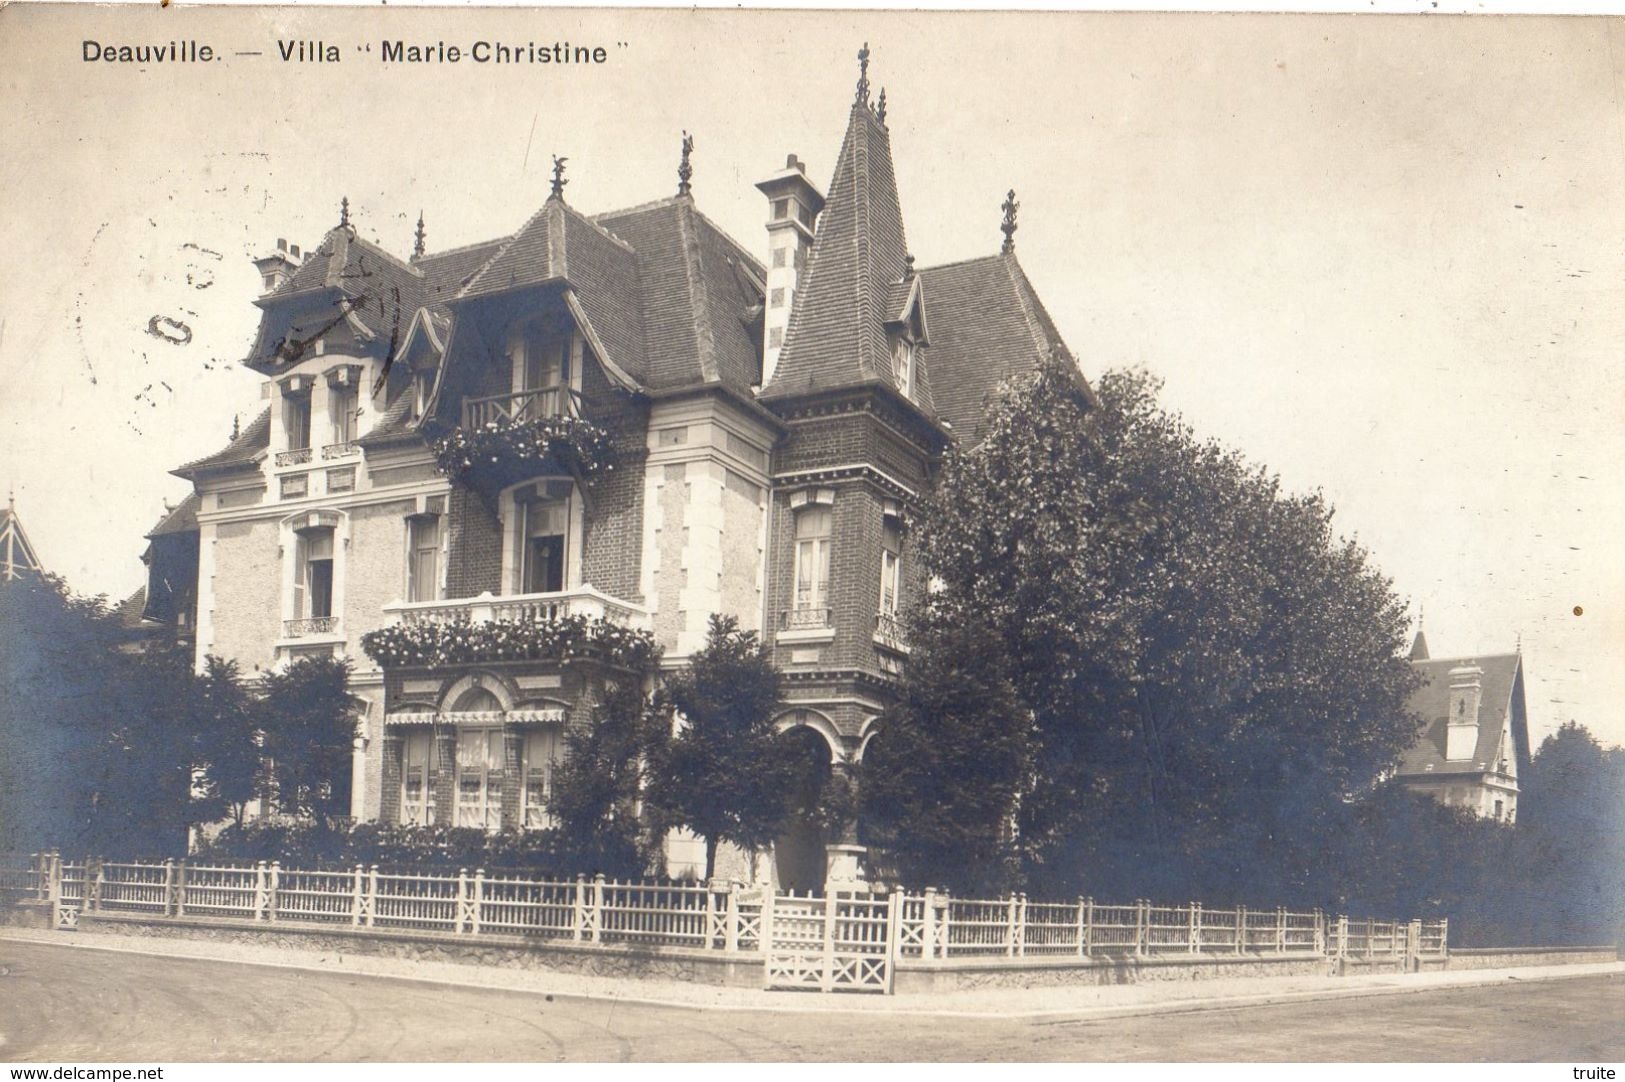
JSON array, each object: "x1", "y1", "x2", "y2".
[{"x1": 446, "y1": 486, "x2": 503, "y2": 597}]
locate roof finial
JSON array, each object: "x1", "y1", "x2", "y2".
[
  {"x1": 550, "y1": 155, "x2": 569, "y2": 200},
  {"x1": 339, "y1": 196, "x2": 351, "y2": 228},
  {"x1": 877, "y1": 87, "x2": 888, "y2": 125},
  {"x1": 677, "y1": 131, "x2": 695, "y2": 196},
  {"x1": 412, "y1": 212, "x2": 427, "y2": 260},
  {"x1": 903, "y1": 253, "x2": 915, "y2": 281},
  {"x1": 855, "y1": 42, "x2": 871, "y2": 106},
  {"x1": 230, "y1": 413, "x2": 240, "y2": 441},
  {"x1": 1000, "y1": 189, "x2": 1019, "y2": 254}
]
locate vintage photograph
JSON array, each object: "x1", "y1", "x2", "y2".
[{"x1": 0, "y1": 3, "x2": 1621, "y2": 1065}]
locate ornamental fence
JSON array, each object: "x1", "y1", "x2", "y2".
[{"x1": 1, "y1": 852, "x2": 1445, "y2": 991}]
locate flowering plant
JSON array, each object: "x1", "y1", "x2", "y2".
[
  {"x1": 361, "y1": 613, "x2": 659, "y2": 671},
  {"x1": 432, "y1": 415, "x2": 618, "y2": 488}
]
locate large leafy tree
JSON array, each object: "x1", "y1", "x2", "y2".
[
  {"x1": 256, "y1": 655, "x2": 357, "y2": 829},
  {"x1": 549, "y1": 674, "x2": 661, "y2": 876},
  {"x1": 882, "y1": 353, "x2": 1422, "y2": 896},
  {"x1": 646, "y1": 615, "x2": 795, "y2": 880},
  {"x1": 192, "y1": 655, "x2": 262, "y2": 829}
]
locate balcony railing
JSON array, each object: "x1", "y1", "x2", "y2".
[
  {"x1": 383, "y1": 586, "x2": 650, "y2": 631},
  {"x1": 874, "y1": 610, "x2": 907, "y2": 652},
  {"x1": 462, "y1": 386, "x2": 582, "y2": 429},
  {"x1": 321, "y1": 441, "x2": 360, "y2": 460},
  {"x1": 780, "y1": 607, "x2": 833, "y2": 632},
  {"x1": 284, "y1": 616, "x2": 340, "y2": 637},
  {"x1": 275, "y1": 447, "x2": 314, "y2": 467}
]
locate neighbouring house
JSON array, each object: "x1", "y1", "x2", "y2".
[
  {"x1": 0, "y1": 494, "x2": 44, "y2": 584},
  {"x1": 118, "y1": 494, "x2": 201, "y2": 655},
  {"x1": 1394, "y1": 629, "x2": 1531, "y2": 823},
  {"x1": 157, "y1": 47, "x2": 1093, "y2": 888}
]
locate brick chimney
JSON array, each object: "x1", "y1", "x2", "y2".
[
  {"x1": 754, "y1": 153, "x2": 824, "y2": 386},
  {"x1": 1445, "y1": 663, "x2": 1484, "y2": 761},
  {"x1": 253, "y1": 238, "x2": 300, "y2": 295}
]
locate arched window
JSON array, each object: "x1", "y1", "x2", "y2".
[{"x1": 452, "y1": 688, "x2": 504, "y2": 830}]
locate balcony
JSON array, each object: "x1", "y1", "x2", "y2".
[
  {"x1": 462, "y1": 386, "x2": 581, "y2": 429},
  {"x1": 778, "y1": 606, "x2": 834, "y2": 644},
  {"x1": 284, "y1": 616, "x2": 340, "y2": 637},
  {"x1": 383, "y1": 586, "x2": 650, "y2": 631},
  {"x1": 874, "y1": 610, "x2": 908, "y2": 654},
  {"x1": 321, "y1": 441, "x2": 360, "y2": 461},
  {"x1": 275, "y1": 447, "x2": 314, "y2": 467}
]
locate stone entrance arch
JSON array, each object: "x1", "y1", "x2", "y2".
[{"x1": 772, "y1": 710, "x2": 840, "y2": 893}]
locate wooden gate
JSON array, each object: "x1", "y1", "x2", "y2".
[{"x1": 763, "y1": 890, "x2": 898, "y2": 993}]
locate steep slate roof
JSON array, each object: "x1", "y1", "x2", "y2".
[
  {"x1": 1398, "y1": 654, "x2": 1525, "y2": 777},
  {"x1": 173, "y1": 408, "x2": 270, "y2": 478},
  {"x1": 456, "y1": 196, "x2": 648, "y2": 384},
  {"x1": 761, "y1": 99, "x2": 921, "y2": 409},
  {"x1": 116, "y1": 586, "x2": 151, "y2": 630},
  {"x1": 146, "y1": 492, "x2": 201, "y2": 538},
  {"x1": 416, "y1": 240, "x2": 506, "y2": 305},
  {"x1": 918, "y1": 253, "x2": 1097, "y2": 441},
  {"x1": 594, "y1": 197, "x2": 766, "y2": 394}
]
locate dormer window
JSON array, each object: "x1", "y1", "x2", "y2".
[
  {"x1": 410, "y1": 369, "x2": 433, "y2": 421},
  {"x1": 893, "y1": 337, "x2": 916, "y2": 398}
]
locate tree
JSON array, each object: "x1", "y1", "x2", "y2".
[
  {"x1": 886, "y1": 353, "x2": 1423, "y2": 896},
  {"x1": 256, "y1": 655, "x2": 357, "y2": 829},
  {"x1": 646, "y1": 615, "x2": 795, "y2": 880},
  {"x1": 858, "y1": 612, "x2": 1028, "y2": 894},
  {"x1": 549, "y1": 674, "x2": 660, "y2": 876},
  {"x1": 192, "y1": 655, "x2": 262, "y2": 829}
]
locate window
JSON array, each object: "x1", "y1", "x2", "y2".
[
  {"x1": 518, "y1": 497, "x2": 568, "y2": 595},
  {"x1": 329, "y1": 385, "x2": 358, "y2": 445},
  {"x1": 284, "y1": 392, "x2": 312, "y2": 451},
  {"x1": 893, "y1": 337, "x2": 916, "y2": 397},
  {"x1": 407, "y1": 515, "x2": 441, "y2": 602},
  {"x1": 523, "y1": 334, "x2": 569, "y2": 393},
  {"x1": 793, "y1": 506, "x2": 832, "y2": 614},
  {"x1": 521, "y1": 728, "x2": 561, "y2": 829},
  {"x1": 454, "y1": 727, "x2": 504, "y2": 830},
  {"x1": 880, "y1": 517, "x2": 902, "y2": 616},
  {"x1": 294, "y1": 527, "x2": 335, "y2": 620},
  {"x1": 400, "y1": 731, "x2": 434, "y2": 825},
  {"x1": 410, "y1": 370, "x2": 433, "y2": 421},
  {"x1": 1492, "y1": 798, "x2": 1504, "y2": 820}
]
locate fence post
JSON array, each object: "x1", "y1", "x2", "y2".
[
  {"x1": 886, "y1": 889, "x2": 903, "y2": 972},
  {"x1": 1135, "y1": 899, "x2": 1148, "y2": 956},
  {"x1": 571, "y1": 874, "x2": 586, "y2": 941},
  {"x1": 253, "y1": 861, "x2": 268, "y2": 921},
  {"x1": 1407, "y1": 918, "x2": 1422, "y2": 972},
  {"x1": 921, "y1": 888, "x2": 938, "y2": 961},
  {"x1": 1439, "y1": 917, "x2": 1450, "y2": 959},
  {"x1": 822, "y1": 890, "x2": 837, "y2": 993},
  {"x1": 352, "y1": 865, "x2": 365, "y2": 926},
  {"x1": 760, "y1": 885, "x2": 775, "y2": 955},
  {"x1": 364, "y1": 865, "x2": 378, "y2": 928},
  {"x1": 87, "y1": 857, "x2": 104, "y2": 913},
  {"x1": 1235, "y1": 906, "x2": 1246, "y2": 955},
  {"x1": 590, "y1": 873, "x2": 606, "y2": 943},
  {"x1": 1313, "y1": 908, "x2": 1325, "y2": 955},
  {"x1": 1016, "y1": 893, "x2": 1028, "y2": 957},
  {"x1": 470, "y1": 868, "x2": 484, "y2": 936},
  {"x1": 723, "y1": 883, "x2": 739, "y2": 953},
  {"x1": 40, "y1": 852, "x2": 58, "y2": 905},
  {"x1": 1366, "y1": 918, "x2": 1374, "y2": 962},
  {"x1": 161, "y1": 859, "x2": 176, "y2": 917},
  {"x1": 173, "y1": 861, "x2": 188, "y2": 918},
  {"x1": 1076, "y1": 897, "x2": 1089, "y2": 958},
  {"x1": 1275, "y1": 906, "x2": 1286, "y2": 954},
  {"x1": 455, "y1": 869, "x2": 468, "y2": 934},
  {"x1": 1189, "y1": 902, "x2": 1201, "y2": 954},
  {"x1": 268, "y1": 861, "x2": 281, "y2": 923}
]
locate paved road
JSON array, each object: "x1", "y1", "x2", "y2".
[{"x1": 0, "y1": 941, "x2": 1619, "y2": 1061}]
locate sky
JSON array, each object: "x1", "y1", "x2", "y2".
[{"x1": 1, "y1": 7, "x2": 1621, "y2": 748}]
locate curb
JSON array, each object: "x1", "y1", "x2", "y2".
[{"x1": 2, "y1": 928, "x2": 1619, "y2": 1021}]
